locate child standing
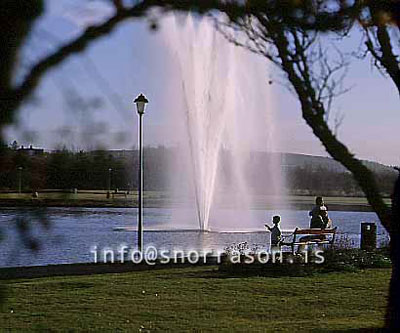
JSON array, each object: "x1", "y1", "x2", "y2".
[{"x1": 265, "y1": 215, "x2": 283, "y2": 247}]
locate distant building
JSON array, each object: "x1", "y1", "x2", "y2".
[{"x1": 17, "y1": 145, "x2": 44, "y2": 156}]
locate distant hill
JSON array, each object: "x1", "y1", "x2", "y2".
[
  {"x1": 280, "y1": 152, "x2": 396, "y2": 174},
  {"x1": 104, "y1": 149, "x2": 396, "y2": 175}
]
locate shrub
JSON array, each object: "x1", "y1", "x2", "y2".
[{"x1": 218, "y1": 242, "x2": 391, "y2": 277}]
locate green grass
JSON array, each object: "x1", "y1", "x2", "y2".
[
  {"x1": 0, "y1": 267, "x2": 390, "y2": 331},
  {"x1": 0, "y1": 190, "x2": 146, "y2": 201},
  {"x1": 0, "y1": 190, "x2": 168, "y2": 208}
]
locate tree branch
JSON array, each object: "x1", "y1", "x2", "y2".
[
  {"x1": 3, "y1": 0, "x2": 248, "y2": 125},
  {"x1": 5, "y1": 1, "x2": 148, "y2": 117},
  {"x1": 219, "y1": 15, "x2": 392, "y2": 231},
  {"x1": 273, "y1": 27, "x2": 392, "y2": 231},
  {"x1": 376, "y1": 25, "x2": 400, "y2": 95}
]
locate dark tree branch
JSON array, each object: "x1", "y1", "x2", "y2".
[
  {"x1": 276, "y1": 28, "x2": 392, "y2": 231},
  {"x1": 2, "y1": 0, "x2": 248, "y2": 129},
  {"x1": 4, "y1": 1, "x2": 149, "y2": 121},
  {"x1": 216, "y1": 14, "x2": 392, "y2": 231},
  {"x1": 376, "y1": 26, "x2": 400, "y2": 94},
  {"x1": 111, "y1": 0, "x2": 124, "y2": 11},
  {"x1": 217, "y1": 2, "x2": 400, "y2": 329},
  {"x1": 4, "y1": 0, "x2": 400, "y2": 129},
  {"x1": 0, "y1": 0, "x2": 44, "y2": 127}
]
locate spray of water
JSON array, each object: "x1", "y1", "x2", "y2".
[{"x1": 161, "y1": 14, "x2": 284, "y2": 231}]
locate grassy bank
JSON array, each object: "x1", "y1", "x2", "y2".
[
  {"x1": 0, "y1": 266, "x2": 390, "y2": 331},
  {"x1": 0, "y1": 190, "x2": 165, "y2": 208},
  {"x1": 0, "y1": 191, "x2": 391, "y2": 210}
]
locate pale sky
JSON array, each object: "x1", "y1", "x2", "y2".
[{"x1": 5, "y1": 0, "x2": 400, "y2": 166}]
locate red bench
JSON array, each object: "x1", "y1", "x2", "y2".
[{"x1": 282, "y1": 227, "x2": 337, "y2": 253}]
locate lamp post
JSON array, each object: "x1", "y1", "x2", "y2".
[
  {"x1": 134, "y1": 93, "x2": 148, "y2": 252},
  {"x1": 17, "y1": 166, "x2": 23, "y2": 194},
  {"x1": 107, "y1": 168, "x2": 112, "y2": 198}
]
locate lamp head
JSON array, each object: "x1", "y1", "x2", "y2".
[{"x1": 134, "y1": 93, "x2": 149, "y2": 115}]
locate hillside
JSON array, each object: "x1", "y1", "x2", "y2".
[{"x1": 280, "y1": 152, "x2": 395, "y2": 174}]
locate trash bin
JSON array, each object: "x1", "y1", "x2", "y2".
[{"x1": 360, "y1": 222, "x2": 377, "y2": 250}]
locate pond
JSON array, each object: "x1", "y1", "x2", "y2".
[{"x1": 0, "y1": 207, "x2": 389, "y2": 267}]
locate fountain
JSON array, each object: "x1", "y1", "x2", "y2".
[{"x1": 160, "y1": 14, "x2": 284, "y2": 232}]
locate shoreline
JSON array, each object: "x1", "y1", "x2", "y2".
[{"x1": 0, "y1": 199, "x2": 378, "y2": 212}]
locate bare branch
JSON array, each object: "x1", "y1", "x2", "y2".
[
  {"x1": 4, "y1": 0, "x2": 249, "y2": 120},
  {"x1": 111, "y1": 0, "x2": 124, "y2": 11},
  {"x1": 333, "y1": 109, "x2": 345, "y2": 136},
  {"x1": 216, "y1": 11, "x2": 391, "y2": 231},
  {"x1": 4, "y1": 2, "x2": 146, "y2": 118},
  {"x1": 376, "y1": 25, "x2": 400, "y2": 92}
]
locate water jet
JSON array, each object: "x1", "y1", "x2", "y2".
[{"x1": 160, "y1": 14, "x2": 284, "y2": 232}]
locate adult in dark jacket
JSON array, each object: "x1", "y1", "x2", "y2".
[{"x1": 309, "y1": 196, "x2": 331, "y2": 229}]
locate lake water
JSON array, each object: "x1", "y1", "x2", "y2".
[{"x1": 0, "y1": 207, "x2": 389, "y2": 268}]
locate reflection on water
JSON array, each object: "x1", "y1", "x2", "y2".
[{"x1": 0, "y1": 207, "x2": 389, "y2": 268}]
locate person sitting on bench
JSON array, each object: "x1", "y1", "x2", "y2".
[
  {"x1": 309, "y1": 196, "x2": 332, "y2": 229},
  {"x1": 297, "y1": 197, "x2": 333, "y2": 245}
]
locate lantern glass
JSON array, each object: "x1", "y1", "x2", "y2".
[{"x1": 136, "y1": 101, "x2": 146, "y2": 114}]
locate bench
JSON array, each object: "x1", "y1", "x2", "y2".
[{"x1": 282, "y1": 227, "x2": 337, "y2": 253}]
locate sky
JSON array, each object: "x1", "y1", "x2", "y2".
[{"x1": 5, "y1": 0, "x2": 400, "y2": 166}]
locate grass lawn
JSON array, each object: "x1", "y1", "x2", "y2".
[
  {"x1": 0, "y1": 190, "x2": 167, "y2": 208},
  {"x1": 0, "y1": 191, "x2": 391, "y2": 210},
  {"x1": 0, "y1": 267, "x2": 390, "y2": 331}
]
